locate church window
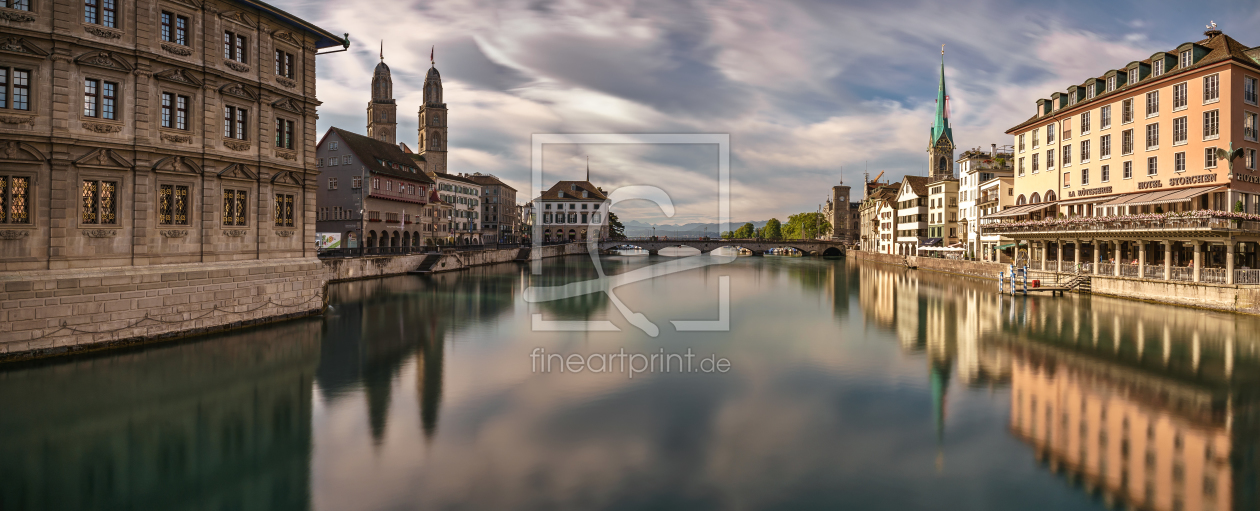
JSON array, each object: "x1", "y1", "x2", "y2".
[{"x1": 937, "y1": 156, "x2": 947, "y2": 173}]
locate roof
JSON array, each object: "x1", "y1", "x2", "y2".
[
  {"x1": 900, "y1": 176, "x2": 932, "y2": 196},
  {"x1": 538, "y1": 181, "x2": 606, "y2": 201},
  {"x1": 231, "y1": 0, "x2": 347, "y2": 49},
  {"x1": 427, "y1": 189, "x2": 451, "y2": 207},
  {"x1": 466, "y1": 173, "x2": 517, "y2": 192},
  {"x1": 427, "y1": 170, "x2": 479, "y2": 186},
  {"x1": 426, "y1": 66, "x2": 441, "y2": 80},
  {"x1": 930, "y1": 54, "x2": 953, "y2": 148},
  {"x1": 1007, "y1": 30, "x2": 1260, "y2": 133},
  {"x1": 326, "y1": 127, "x2": 434, "y2": 183}
]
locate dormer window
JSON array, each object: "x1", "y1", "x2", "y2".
[
  {"x1": 1153, "y1": 59, "x2": 1164, "y2": 77},
  {"x1": 558, "y1": 191, "x2": 564, "y2": 198},
  {"x1": 582, "y1": 191, "x2": 589, "y2": 198},
  {"x1": 570, "y1": 184, "x2": 577, "y2": 191},
  {"x1": 1107, "y1": 76, "x2": 1116, "y2": 92},
  {"x1": 1128, "y1": 68, "x2": 1138, "y2": 85},
  {"x1": 1087, "y1": 86, "x2": 1096, "y2": 100},
  {"x1": 1069, "y1": 93, "x2": 1077, "y2": 106},
  {"x1": 1179, "y1": 50, "x2": 1192, "y2": 68}
]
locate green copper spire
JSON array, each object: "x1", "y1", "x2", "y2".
[{"x1": 930, "y1": 47, "x2": 953, "y2": 148}]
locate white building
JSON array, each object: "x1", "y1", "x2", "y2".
[
  {"x1": 421, "y1": 166, "x2": 481, "y2": 245},
  {"x1": 976, "y1": 176, "x2": 1016, "y2": 262},
  {"x1": 957, "y1": 146, "x2": 1013, "y2": 258},
  {"x1": 537, "y1": 181, "x2": 609, "y2": 242},
  {"x1": 877, "y1": 198, "x2": 897, "y2": 254},
  {"x1": 894, "y1": 176, "x2": 931, "y2": 255}
]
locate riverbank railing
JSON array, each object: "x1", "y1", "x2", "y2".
[
  {"x1": 1170, "y1": 266, "x2": 1194, "y2": 281},
  {"x1": 1236, "y1": 269, "x2": 1260, "y2": 284},
  {"x1": 1096, "y1": 263, "x2": 1114, "y2": 275}
]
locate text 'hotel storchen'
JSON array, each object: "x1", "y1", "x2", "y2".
[{"x1": 989, "y1": 27, "x2": 1260, "y2": 284}]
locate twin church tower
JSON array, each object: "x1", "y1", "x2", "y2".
[{"x1": 367, "y1": 45, "x2": 449, "y2": 173}]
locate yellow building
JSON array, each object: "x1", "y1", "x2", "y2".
[{"x1": 992, "y1": 28, "x2": 1260, "y2": 284}]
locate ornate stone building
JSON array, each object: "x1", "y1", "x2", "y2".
[
  {"x1": 366, "y1": 47, "x2": 396, "y2": 145},
  {"x1": 928, "y1": 53, "x2": 955, "y2": 181},
  {"x1": 416, "y1": 56, "x2": 446, "y2": 174},
  {"x1": 0, "y1": 0, "x2": 346, "y2": 271}
]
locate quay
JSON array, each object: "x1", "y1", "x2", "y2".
[{"x1": 849, "y1": 249, "x2": 1260, "y2": 316}]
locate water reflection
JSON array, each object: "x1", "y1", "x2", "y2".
[
  {"x1": 4, "y1": 256, "x2": 1260, "y2": 510},
  {"x1": 0, "y1": 320, "x2": 320, "y2": 511}
]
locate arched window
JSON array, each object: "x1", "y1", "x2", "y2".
[
  {"x1": 1045, "y1": 191, "x2": 1057, "y2": 202},
  {"x1": 433, "y1": 132, "x2": 442, "y2": 151},
  {"x1": 1030, "y1": 193, "x2": 1041, "y2": 204},
  {"x1": 1016, "y1": 194, "x2": 1027, "y2": 206},
  {"x1": 938, "y1": 156, "x2": 947, "y2": 173}
]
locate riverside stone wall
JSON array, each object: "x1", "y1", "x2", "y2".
[
  {"x1": 848, "y1": 249, "x2": 1260, "y2": 315},
  {"x1": 0, "y1": 259, "x2": 327, "y2": 361}
]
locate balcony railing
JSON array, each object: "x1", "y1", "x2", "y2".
[
  {"x1": 1201, "y1": 268, "x2": 1227, "y2": 284},
  {"x1": 1237, "y1": 269, "x2": 1260, "y2": 285},
  {"x1": 982, "y1": 212, "x2": 1260, "y2": 235},
  {"x1": 1143, "y1": 265, "x2": 1166, "y2": 279},
  {"x1": 1171, "y1": 266, "x2": 1194, "y2": 282},
  {"x1": 1119, "y1": 264, "x2": 1139, "y2": 277},
  {"x1": 1096, "y1": 262, "x2": 1114, "y2": 275}
]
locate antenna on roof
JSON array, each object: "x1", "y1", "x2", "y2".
[{"x1": 585, "y1": 156, "x2": 589, "y2": 182}]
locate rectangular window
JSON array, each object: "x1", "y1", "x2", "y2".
[
  {"x1": 1087, "y1": 85, "x2": 1096, "y2": 100},
  {"x1": 341, "y1": 155, "x2": 350, "y2": 165},
  {"x1": 159, "y1": 184, "x2": 190, "y2": 225},
  {"x1": 1081, "y1": 112, "x2": 1091, "y2": 134},
  {"x1": 1122, "y1": 99, "x2": 1133, "y2": 124},
  {"x1": 224, "y1": 32, "x2": 248, "y2": 63},
  {"x1": 81, "y1": 180, "x2": 117, "y2": 224},
  {"x1": 1100, "y1": 134, "x2": 1111, "y2": 158},
  {"x1": 1063, "y1": 144, "x2": 1071, "y2": 166},
  {"x1": 1205, "y1": 147, "x2": 1218, "y2": 168},
  {"x1": 222, "y1": 189, "x2": 247, "y2": 226},
  {"x1": 1032, "y1": 129, "x2": 1039, "y2": 148},
  {"x1": 1204, "y1": 74, "x2": 1219, "y2": 103},
  {"x1": 224, "y1": 107, "x2": 247, "y2": 139},
  {"x1": 1123, "y1": 160, "x2": 1132, "y2": 179},
  {"x1": 1018, "y1": 134, "x2": 1025, "y2": 152},
  {"x1": 161, "y1": 92, "x2": 173, "y2": 128},
  {"x1": 1204, "y1": 110, "x2": 1219, "y2": 139},
  {"x1": 327, "y1": 177, "x2": 337, "y2": 190},
  {"x1": 1046, "y1": 123, "x2": 1056, "y2": 144},
  {"x1": 1032, "y1": 153, "x2": 1039, "y2": 173},
  {"x1": 1122, "y1": 129, "x2": 1133, "y2": 155},
  {"x1": 1175, "y1": 151, "x2": 1186, "y2": 172},
  {"x1": 0, "y1": 175, "x2": 31, "y2": 223},
  {"x1": 1173, "y1": 116, "x2": 1187, "y2": 144},
  {"x1": 1080, "y1": 140, "x2": 1090, "y2": 163},
  {"x1": 274, "y1": 193, "x2": 294, "y2": 227},
  {"x1": 1153, "y1": 59, "x2": 1164, "y2": 76},
  {"x1": 1147, "y1": 156, "x2": 1158, "y2": 176},
  {"x1": 1018, "y1": 157, "x2": 1025, "y2": 176},
  {"x1": 1063, "y1": 117, "x2": 1072, "y2": 140},
  {"x1": 83, "y1": 78, "x2": 97, "y2": 117},
  {"x1": 175, "y1": 94, "x2": 188, "y2": 130},
  {"x1": 1173, "y1": 82, "x2": 1187, "y2": 110},
  {"x1": 1081, "y1": 168, "x2": 1089, "y2": 186},
  {"x1": 1047, "y1": 149, "x2": 1055, "y2": 169},
  {"x1": 1180, "y1": 50, "x2": 1192, "y2": 68},
  {"x1": 275, "y1": 118, "x2": 295, "y2": 149},
  {"x1": 1101, "y1": 164, "x2": 1110, "y2": 182},
  {"x1": 102, "y1": 81, "x2": 115, "y2": 120},
  {"x1": 1247, "y1": 112, "x2": 1259, "y2": 141},
  {"x1": 1107, "y1": 76, "x2": 1116, "y2": 92},
  {"x1": 1145, "y1": 123, "x2": 1158, "y2": 149},
  {"x1": 175, "y1": 14, "x2": 187, "y2": 45},
  {"x1": 1063, "y1": 172, "x2": 1071, "y2": 186},
  {"x1": 1145, "y1": 91, "x2": 1158, "y2": 117},
  {"x1": 1101, "y1": 105, "x2": 1111, "y2": 129},
  {"x1": 275, "y1": 50, "x2": 294, "y2": 79},
  {"x1": 352, "y1": 176, "x2": 362, "y2": 189},
  {"x1": 161, "y1": 11, "x2": 172, "y2": 42},
  {"x1": 1249, "y1": 149, "x2": 1257, "y2": 170},
  {"x1": 1247, "y1": 76, "x2": 1259, "y2": 105},
  {"x1": 1128, "y1": 68, "x2": 1138, "y2": 85}
]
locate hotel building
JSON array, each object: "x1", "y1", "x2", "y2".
[{"x1": 992, "y1": 28, "x2": 1260, "y2": 284}]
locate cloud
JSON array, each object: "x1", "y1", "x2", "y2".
[{"x1": 289, "y1": 0, "x2": 1225, "y2": 223}]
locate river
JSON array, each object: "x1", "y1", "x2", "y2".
[{"x1": 1, "y1": 254, "x2": 1256, "y2": 510}]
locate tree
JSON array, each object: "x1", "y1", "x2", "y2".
[
  {"x1": 733, "y1": 222, "x2": 755, "y2": 238},
  {"x1": 764, "y1": 218, "x2": 783, "y2": 240},
  {"x1": 783, "y1": 212, "x2": 832, "y2": 239},
  {"x1": 721, "y1": 231, "x2": 734, "y2": 239},
  {"x1": 607, "y1": 211, "x2": 626, "y2": 240}
]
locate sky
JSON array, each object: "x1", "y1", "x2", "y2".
[{"x1": 284, "y1": 0, "x2": 1260, "y2": 224}]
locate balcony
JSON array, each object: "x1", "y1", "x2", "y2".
[{"x1": 982, "y1": 211, "x2": 1260, "y2": 236}]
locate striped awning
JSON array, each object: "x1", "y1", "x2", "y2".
[
  {"x1": 984, "y1": 202, "x2": 1054, "y2": 219},
  {"x1": 1096, "y1": 186, "x2": 1220, "y2": 208}
]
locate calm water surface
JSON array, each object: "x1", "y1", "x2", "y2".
[{"x1": 2, "y1": 254, "x2": 1258, "y2": 510}]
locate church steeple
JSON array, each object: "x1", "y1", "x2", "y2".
[
  {"x1": 367, "y1": 41, "x2": 397, "y2": 144},
  {"x1": 928, "y1": 45, "x2": 955, "y2": 180},
  {"x1": 418, "y1": 45, "x2": 448, "y2": 173}
]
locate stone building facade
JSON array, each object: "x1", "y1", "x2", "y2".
[
  {"x1": 536, "y1": 180, "x2": 606, "y2": 242},
  {"x1": 822, "y1": 184, "x2": 858, "y2": 242},
  {"x1": 467, "y1": 172, "x2": 516, "y2": 243},
  {"x1": 0, "y1": 0, "x2": 345, "y2": 272}
]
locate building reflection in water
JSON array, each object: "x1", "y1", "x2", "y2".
[
  {"x1": 0, "y1": 320, "x2": 321, "y2": 511},
  {"x1": 317, "y1": 261, "x2": 521, "y2": 443},
  {"x1": 855, "y1": 259, "x2": 1260, "y2": 511}
]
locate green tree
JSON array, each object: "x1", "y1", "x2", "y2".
[
  {"x1": 721, "y1": 231, "x2": 734, "y2": 239},
  {"x1": 783, "y1": 212, "x2": 832, "y2": 239},
  {"x1": 607, "y1": 211, "x2": 626, "y2": 240},
  {"x1": 764, "y1": 218, "x2": 783, "y2": 240},
  {"x1": 733, "y1": 222, "x2": 755, "y2": 238}
]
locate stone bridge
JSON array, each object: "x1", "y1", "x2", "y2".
[{"x1": 597, "y1": 238, "x2": 847, "y2": 256}]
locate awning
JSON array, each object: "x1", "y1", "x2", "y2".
[
  {"x1": 1095, "y1": 186, "x2": 1222, "y2": 208},
  {"x1": 984, "y1": 202, "x2": 1054, "y2": 219},
  {"x1": 997, "y1": 243, "x2": 1018, "y2": 250},
  {"x1": 921, "y1": 238, "x2": 942, "y2": 246},
  {"x1": 1126, "y1": 186, "x2": 1221, "y2": 206},
  {"x1": 1056, "y1": 196, "x2": 1106, "y2": 206}
]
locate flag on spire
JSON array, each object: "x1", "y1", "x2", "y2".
[
  {"x1": 430, "y1": 45, "x2": 434, "y2": 65},
  {"x1": 379, "y1": 40, "x2": 383, "y2": 61}
]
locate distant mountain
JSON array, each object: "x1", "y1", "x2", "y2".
[{"x1": 622, "y1": 220, "x2": 769, "y2": 237}]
